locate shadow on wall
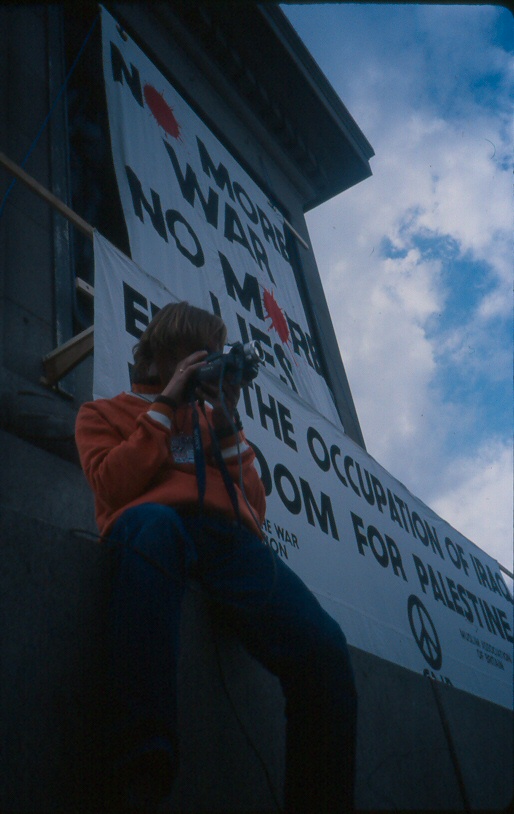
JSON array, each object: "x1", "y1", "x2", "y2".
[{"x1": 0, "y1": 505, "x2": 286, "y2": 813}]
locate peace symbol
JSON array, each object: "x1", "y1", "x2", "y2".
[{"x1": 408, "y1": 594, "x2": 442, "y2": 670}]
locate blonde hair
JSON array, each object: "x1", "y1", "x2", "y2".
[{"x1": 132, "y1": 301, "x2": 227, "y2": 382}]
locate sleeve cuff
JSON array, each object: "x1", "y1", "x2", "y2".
[
  {"x1": 218, "y1": 431, "x2": 249, "y2": 460},
  {"x1": 221, "y1": 440, "x2": 250, "y2": 460},
  {"x1": 147, "y1": 408, "x2": 173, "y2": 430}
]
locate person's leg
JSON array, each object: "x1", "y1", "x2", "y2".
[
  {"x1": 106, "y1": 503, "x2": 193, "y2": 810},
  {"x1": 190, "y1": 518, "x2": 357, "y2": 814}
]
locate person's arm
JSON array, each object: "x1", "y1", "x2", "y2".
[
  {"x1": 76, "y1": 350, "x2": 209, "y2": 511},
  {"x1": 76, "y1": 399, "x2": 177, "y2": 511}
]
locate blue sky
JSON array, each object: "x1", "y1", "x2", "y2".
[{"x1": 282, "y1": 4, "x2": 513, "y2": 575}]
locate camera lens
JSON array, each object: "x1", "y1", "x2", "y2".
[{"x1": 244, "y1": 341, "x2": 264, "y2": 363}]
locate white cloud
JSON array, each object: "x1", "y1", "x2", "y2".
[
  {"x1": 322, "y1": 241, "x2": 443, "y2": 463},
  {"x1": 415, "y1": 131, "x2": 512, "y2": 263},
  {"x1": 430, "y1": 439, "x2": 513, "y2": 573},
  {"x1": 293, "y1": 5, "x2": 513, "y2": 570}
]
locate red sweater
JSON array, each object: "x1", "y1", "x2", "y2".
[{"x1": 75, "y1": 387, "x2": 266, "y2": 537}]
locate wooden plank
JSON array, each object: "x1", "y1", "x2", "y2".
[
  {"x1": 76, "y1": 277, "x2": 95, "y2": 300},
  {"x1": 0, "y1": 151, "x2": 96, "y2": 384},
  {"x1": 41, "y1": 325, "x2": 94, "y2": 387},
  {"x1": 0, "y1": 150, "x2": 94, "y2": 239}
]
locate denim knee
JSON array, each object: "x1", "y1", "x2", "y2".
[
  {"x1": 306, "y1": 615, "x2": 357, "y2": 706},
  {"x1": 109, "y1": 503, "x2": 193, "y2": 575},
  {"x1": 111, "y1": 503, "x2": 184, "y2": 539}
]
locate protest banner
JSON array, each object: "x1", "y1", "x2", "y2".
[
  {"x1": 101, "y1": 7, "x2": 340, "y2": 427},
  {"x1": 94, "y1": 232, "x2": 513, "y2": 710},
  {"x1": 97, "y1": 7, "x2": 513, "y2": 710}
]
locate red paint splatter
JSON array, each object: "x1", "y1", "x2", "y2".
[
  {"x1": 263, "y1": 288, "x2": 290, "y2": 344},
  {"x1": 144, "y1": 84, "x2": 181, "y2": 139}
]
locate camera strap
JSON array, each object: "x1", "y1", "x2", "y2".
[
  {"x1": 191, "y1": 399, "x2": 242, "y2": 526},
  {"x1": 206, "y1": 418, "x2": 242, "y2": 527},
  {"x1": 190, "y1": 399, "x2": 207, "y2": 511}
]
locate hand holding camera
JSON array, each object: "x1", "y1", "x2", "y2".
[
  {"x1": 195, "y1": 341, "x2": 263, "y2": 388},
  {"x1": 195, "y1": 341, "x2": 263, "y2": 419},
  {"x1": 159, "y1": 349, "x2": 209, "y2": 408},
  {"x1": 159, "y1": 341, "x2": 263, "y2": 412}
]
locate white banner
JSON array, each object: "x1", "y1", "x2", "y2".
[
  {"x1": 94, "y1": 232, "x2": 513, "y2": 709},
  {"x1": 100, "y1": 7, "x2": 340, "y2": 427}
]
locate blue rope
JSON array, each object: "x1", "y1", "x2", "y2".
[{"x1": 0, "y1": 11, "x2": 100, "y2": 220}]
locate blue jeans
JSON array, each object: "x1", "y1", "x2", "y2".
[{"x1": 107, "y1": 503, "x2": 357, "y2": 812}]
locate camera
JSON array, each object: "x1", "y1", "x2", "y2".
[{"x1": 196, "y1": 341, "x2": 264, "y2": 386}]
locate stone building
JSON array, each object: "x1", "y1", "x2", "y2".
[{"x1": 0, "y1": 3, "x2": 511, "y2": 811}]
